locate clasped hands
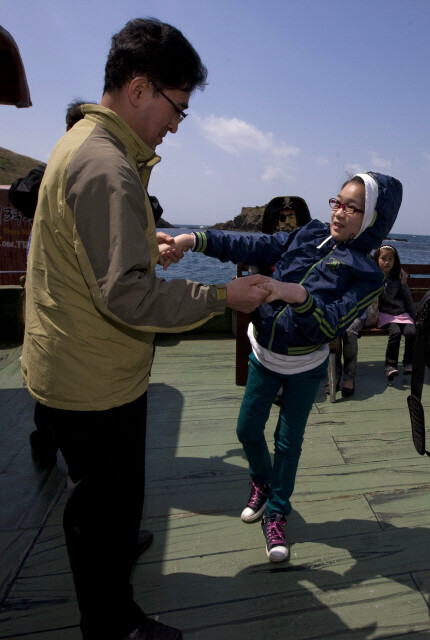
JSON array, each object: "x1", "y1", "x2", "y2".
[
  {"x1": 156, "y1": 232, "x2": 307, "y2": 309},
  {"x1": 156, "y1": 232, "x2": 194, "y2": 270}
]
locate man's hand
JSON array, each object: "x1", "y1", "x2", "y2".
[
  {"x1": 225, "y1": 275, "x2": 270, "y2": 313},
  {"x1": 157, "y1": 243, "x2": 176, "y2": 270},
  {"x1": 256, "y1": 281, "x2": 307, "y2": 304},
  {"x1": 156, "y1": 231, "x2": 175, "y2": 245}
]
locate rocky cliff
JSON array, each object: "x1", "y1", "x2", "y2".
[
  {"x1": 156, "y1": 218, "x2": 174, "y2": 228},
  {"x1": 210, "y1": 206, "x2": 265, "y2": 231}
]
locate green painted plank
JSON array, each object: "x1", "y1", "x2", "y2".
[
  {"x1": 0, "y1": 529, "x2": 36, "y2": 602},
  {"x1": 3, "y1": 331, "x2": 430, "y2": 640}
]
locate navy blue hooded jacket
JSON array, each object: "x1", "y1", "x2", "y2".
[{"x1": 192, "y1": 172, "x2": 403, "y2": 356}]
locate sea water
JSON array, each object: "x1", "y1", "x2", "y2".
[{"x1": 155, "y1": 228, "x2": 430, "y2": 285}]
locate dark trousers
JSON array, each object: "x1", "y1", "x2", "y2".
[
  {"x1": 335, "y1": 316, "x2": 365, "y2": 383},
  {"x1": 45, "y1": 393, "x2": 148, "y2": 639},
  {"x1": 32, "y1": 402, "x2": 58, "y2": 453},
  {"x1": 385, "y1": 322, "x2": 416, "y2": 367}
]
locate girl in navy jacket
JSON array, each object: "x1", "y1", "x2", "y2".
[{"x1": 169, "y1": 172, "x2": 402, "y2": 563}]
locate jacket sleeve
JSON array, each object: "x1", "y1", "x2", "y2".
[
  {"x1": 287, "y1": 270, "x2": 385, "y2": 343},
  {"x1": 193, "y1": 229, "x2": 294, "y2": 266},
  {"x1": 66, "y1": 152, "x2": 226, "y2": 333}
]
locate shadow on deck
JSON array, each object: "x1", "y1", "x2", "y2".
[{"x1": 2, "y1": 333, "x2": 430, "y2": 639}]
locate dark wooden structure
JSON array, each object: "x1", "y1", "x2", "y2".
[{"x1": 0, "y1": 25, "x2": 32, "y2": 107}]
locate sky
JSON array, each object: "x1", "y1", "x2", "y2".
[{"x1": 1, "y1": 0, "x2": 429, "y2": 234}]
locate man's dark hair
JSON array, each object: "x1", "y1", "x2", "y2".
[
  {"x1": 103, "y1": 18, "x2": 207, "y2": 94},
  {"x1": 65, "y1": 99, "x2": 95, "y2": 130}
]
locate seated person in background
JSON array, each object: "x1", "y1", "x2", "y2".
[
  {"x1": 163, "y1": 171, "x2": 402, "y2": 564},
  {"x1": 250, "y1": 196, "x2": 311, "y2": 405},
  {"x1": 373, "y1": 244, "x2": 416, "y2": 380},
  {"x1": 326, "y1": 303, "x2": 376, "y2": 398},
  {"x1": 248, "y1": 196, "x2": 311, "y2": 276},
  {"x1": 326, "y1": 264, "x2": 410, "y2": 398},
  {"x1": 326, "y1": 313, "x2": 367, "y2": 398},
  {"x1": 262, "y1": 195, "x2": 311, "y2": 234},
  {"x1": 248, "y1": 196, "x2": 311, "y2": 406},
  {"x1": 9, "y1": 100, "x2": 95, "y2": 261}
]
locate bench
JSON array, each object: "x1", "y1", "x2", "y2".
[{"x1": 235, "y1": 263, "x2": 430, "y2": 390}]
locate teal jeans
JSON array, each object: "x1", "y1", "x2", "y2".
[{"x1": 237, "y1": 352, "x2": 328, "y2": 516}]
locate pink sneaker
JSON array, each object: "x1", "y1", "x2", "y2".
[
  {"x1": 241, "y1": 481, "x2": 269, "y2": 522},
  {"x1": 261, "y1": 513, "x2": 289, "y2": 562}
]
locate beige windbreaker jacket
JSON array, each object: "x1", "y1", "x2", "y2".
[{"x1": 21, "y1": 105, "x2": 227, "y2": 410}]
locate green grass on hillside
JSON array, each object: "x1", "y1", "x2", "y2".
[{"x1": 0, "y1": 147, "x2": 43, "y2": 186}]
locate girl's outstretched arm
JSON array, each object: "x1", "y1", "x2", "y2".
[{"x1": 173, "y1": 233, "x2": 195, "y2": 252}]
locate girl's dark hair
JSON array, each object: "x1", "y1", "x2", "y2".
[
  {"x1": 104, "y1": 18, "x2": 208, "y2": 93},
  {"x1": 373, "y1": 245, "x2": 401, "y2": 279}
]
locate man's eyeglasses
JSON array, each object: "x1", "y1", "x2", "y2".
[
  {"x1": 151, "y1": 82, "x2": 187, "y2": 123},
  {"x1": 329, "y1": 198, "x2": 364, "y2": 215}
]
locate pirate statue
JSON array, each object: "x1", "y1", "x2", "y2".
[{"x1": 261, "y1": 195, "x2": 311, "y2": 235}]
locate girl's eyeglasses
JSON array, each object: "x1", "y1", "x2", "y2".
[{"x1": 329, "y1": 198, "x2": 364, "y2": 215}]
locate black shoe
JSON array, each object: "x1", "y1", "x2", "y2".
[
  {"x1": 386, "y1": 366, "x2": 399, "y2": 381},
  {"x1": 122, "y1": 617, "x2": 183, "y2": 639},
  {"x1": 135, "y1": 530, "x2": 154, "y2": 558},
  {"x1": 341, "y1": 384, "x2": 355, "y2": 398},
  {"x1": 29, "y1": 430, "x2": 57, "y2": 468}
]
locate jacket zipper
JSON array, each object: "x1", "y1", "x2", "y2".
[{"x1": 267, "y1": 246, "x2": 336, "y2": 351}]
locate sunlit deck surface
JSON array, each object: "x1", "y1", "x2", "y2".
[{"x1": 2, "y1": 329, "x2": 430, "y2": 640}]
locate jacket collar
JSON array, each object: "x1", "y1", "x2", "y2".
[{"x1": 80, "y1": 103, "x2": 161, "y2": 167}]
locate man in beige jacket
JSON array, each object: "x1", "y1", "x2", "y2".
[{"x1": 21, "y1": 18, "x2": 268, "y2": 640}]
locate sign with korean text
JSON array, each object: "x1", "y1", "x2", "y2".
[{"x1": 0, "y1": 186, "x2": 31, "y2": 285}]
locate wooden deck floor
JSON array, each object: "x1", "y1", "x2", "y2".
[{"x1": 2, "y1": 332, "x2": 430, "y2": 639}]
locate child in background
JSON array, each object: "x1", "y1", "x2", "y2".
[
  {"x1": 325, "y1": 311, "x2": 367, "y2": 398},
  {"x1": 164, "y1": 172, "x2": 402, "y2": 563},
  {"x1": 373, "y1": 245, "x2": 416, "y2": 380}
]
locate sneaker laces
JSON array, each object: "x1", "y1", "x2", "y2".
[
  {"x1": 247, "y1": 481, "x2": 268, "y2": 509},
  {"x1": 266, "y1": 516, "x2": 286, "y2": 546}
]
